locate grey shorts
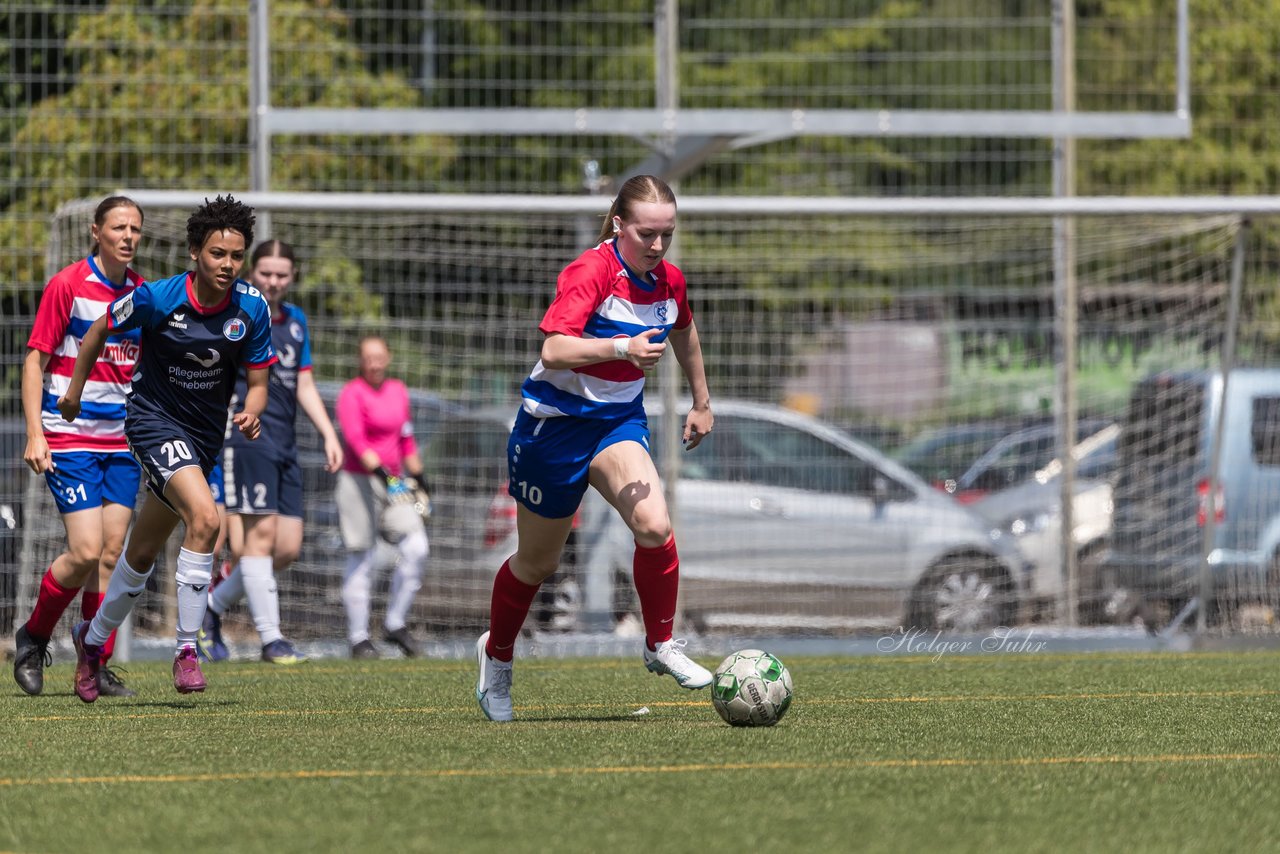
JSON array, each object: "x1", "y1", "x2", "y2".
[{"x1": 335, "y1": 470, "x2": 425, "y2": 551}]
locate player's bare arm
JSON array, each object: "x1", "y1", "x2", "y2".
[
  {"x1": 667, "y1": 321, "x2": 713, "y2": 449},
  {"x1": 21, "y1": 347, "x2": 54, "y2": 473},
  {"x1": 540, "y1": 328, "x2": 666, "y2": 370},
  {"x1": 296, "y1": 368, "x2": 344, "y2": 472},
  {"x1": 233, "y1": 365, "x2": 270, "y2": 440},
  {"x1": 56, "y1": 314, "x2": 111, "y2": 423}
]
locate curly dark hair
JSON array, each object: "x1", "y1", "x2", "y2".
[{"x1": 186, "y1": 194, "x2": 255, "y2": 253}]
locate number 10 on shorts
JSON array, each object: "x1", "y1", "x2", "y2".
[{"x1": 516, "y1": 481, "x2": 542, "y2": 506}]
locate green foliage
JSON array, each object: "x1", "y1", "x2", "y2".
[
  {"x1": 1078, "y1": 0, "x2": 1280, "y2": 195},
  {"x1": 0, "y1": 0, "x2": 456, "y2": 291},
  {"x1": 3, "y1": 0, "x2": 1280, "y2": 348}
]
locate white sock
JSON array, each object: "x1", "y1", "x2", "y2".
[
  {"x1": 385, "y1": 532, "x2": 428, "y2": 633},
  {"x1": 209, "y1": 564, "x2": 245, "y2": 616},
  {"x1": 86, "y1": 555, "x2": 151, "y2": 646},
  {"x1": 175, "y1": 547, "x2": 214, "y2": 652},
  {"x1": 240, "y1": 555, "x2": 283, "y2": 645},
  {"x1": 342, "y1": 549, "x2": 375, "y2": 644}
]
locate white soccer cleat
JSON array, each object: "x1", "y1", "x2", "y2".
[
  {"x1": 474, "y1": 631, "x2": 514, "y2": 722},
  {"x1": 643, "y1": 638, "x2": 713, "y2": 689}
]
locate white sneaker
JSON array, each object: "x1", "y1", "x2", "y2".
[
  {"x1": 475, "y1": 631, "x2": 513, "y2": 722},
  {"x1": 643, "y1": 638, "x2": 712, "y2": 689}
]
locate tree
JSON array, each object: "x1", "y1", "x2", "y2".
[{"x1": 0, "y1": 0, "x2": 457, "y2": 294}]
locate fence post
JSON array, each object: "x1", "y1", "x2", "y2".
[{"x1": 1197, "y1": 219, "x2": 1250, "y2": 634}]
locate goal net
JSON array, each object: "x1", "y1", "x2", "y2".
[{"x1": 20, "y1": 196, "x2": 1279, "y2": 653}]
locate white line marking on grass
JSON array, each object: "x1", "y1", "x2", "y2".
[
  {"x1": 1, "y1": 753, "x2": 1277, "y2": 788},
  {"x1": 20, "y1": 687, "x2": 1279, "y2": 723}
]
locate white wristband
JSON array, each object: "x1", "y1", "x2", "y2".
[{"x1": 613, "y1": 337, "x2": 630, "y2": 360}]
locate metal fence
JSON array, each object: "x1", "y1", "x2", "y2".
[
  {"x1": 5, "y1": 194, "x2": 1279, "y2": 653},
  {"x1": 4, "y1": 1, "x2": 1280, "y2": 653}
]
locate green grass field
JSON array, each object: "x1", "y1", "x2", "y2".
[{"x1": 3, "y1": 650, "x2": 1279, "y2": 853}]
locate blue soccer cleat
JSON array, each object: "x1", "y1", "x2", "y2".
[
  {"x1": 197, "y1": 609, "x2": 229, "y2": 663},
  {"x1": 261, "y1": 638, "x2": 307, "y2": 665}
]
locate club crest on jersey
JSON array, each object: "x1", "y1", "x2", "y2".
[
  {"x1": 653, "y1": 303, "x2": 669, "y2": 323},
  {"x1": 290, "y1": 321, "x2": 303, "y2": 341},
  {"x1": 223, "y1": 318, "x2": 247, "y2": 341}
]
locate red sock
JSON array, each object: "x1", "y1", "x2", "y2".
[
  {"x1": 633, "y1": 535, "x2": 679, "y2": 649},
  {"x1": 485, "y1": 560, "x2": 539, "y2": 662},
  {"x1": 80, "y1": 591, "x2": 117, "y2": 663},
  {"x1": 26, "y1": 569, "x2": 79, "y2": 640}
]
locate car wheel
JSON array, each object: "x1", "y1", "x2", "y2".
[{"x1": 907, "y1": 555, "x2": 1015, "y2": 632}]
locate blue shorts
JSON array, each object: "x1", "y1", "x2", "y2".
[
  {"x1": 44, "y1": 451, "x2": 141, "y2": 514},
  {"x1": 507, "y1": 408, "x2": 650, "y2": 519},
  {"x1": 223, "y1": 443, "x2": 303, "y2": 519},
  {"x1": 207, "y1": 461, "x2": 225, "y2": 505},
  {"x1": 126, "y1": 412, "x2": 218, "y2": 506}
]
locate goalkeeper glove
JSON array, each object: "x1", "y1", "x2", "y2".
[
  {"x1": 405, "y1": 475, "x2": 432, "y2": 520},
  {"x1": 377, "y1": 467, "x2": 431, "y2": 520}
]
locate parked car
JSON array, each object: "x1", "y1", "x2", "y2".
[
  {"x1": 892, "y1": 421, "x2": 1030, "y2": 494},
  {"x1": 949, "y1": 417, "x2": 1114, "y2": 504},
  {"x1": 973, "y1": 423, "x2": 1127, "y2": 623},
  {"x1": 1104, "y1": 369, "x2": 1280, "y2": 622},
  {"x1": 481, "y1": 400, "x2": 1031, "y2": 634},
  {"x1": 293, "y1": 394, "x2": 1030, "y2": 636}
]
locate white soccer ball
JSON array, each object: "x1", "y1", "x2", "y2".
[{"x1": 710, "y1": 649, "x2": 793, "y2": 727}]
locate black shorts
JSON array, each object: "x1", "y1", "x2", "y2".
[
  {"x1": 126, "y1": 411, "x2": 218, "y2": 509},
  {"x1": 223, "y1": 443, "x2": 303, "y2": 519}
]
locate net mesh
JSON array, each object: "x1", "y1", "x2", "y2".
[{"x1": 15, "y1": 200, "x2": 1280, "y2": 649}]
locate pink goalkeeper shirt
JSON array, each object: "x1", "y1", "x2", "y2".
[{"x1": 336, "y1": 375, "x2": 419, "y2": 477}]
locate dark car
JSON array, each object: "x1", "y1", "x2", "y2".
[
  {"x1": 892, "y1": 422, "x2": 1025, "y2": 494},
  {"x1": 950, "y1": 418, "x2": 1114, "y2": 504}
]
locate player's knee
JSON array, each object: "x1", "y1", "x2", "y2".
[
  {"x1": 64, "y1": 535, "x2": 104, "y2": 573},
  {"x1": 98, "y1": 541, "x2": 125, "y2": 571},
  {"x1": 185, "y1": 506, "x2": 222, "y2": 551},
  {"x1": 511, "y1": 550, "x2": 561, "y2": 584},
  {"x1": 398, "y1": 531, "x2": 428, "y2": 565},
  {"x1": 64, "y1": 543, "x2": 101, "y2": 577},
  {"x1": 628, "y1": 511, "x2": 672, "y2": 548}
]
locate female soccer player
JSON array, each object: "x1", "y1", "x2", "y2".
[
  {"x1": 12, "y1": 196, "x2": 144, "y2": 698},
  {"x1": 58, "y1": 195, "x2": 275, "y2": 703},
  {"x1": 199, "y1": 239, "x2": 344, "y2": 664},
  {"x1": 475, "y1": 174, "x2": 715, "y2": 722}
]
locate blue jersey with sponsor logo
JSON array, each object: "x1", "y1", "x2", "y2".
[
  {"x1": 226, "y1": 302, "x2": 313, "y2": 457},
  {"x1": 105, "y1": 271, "x2": 276, "y2": 454}
]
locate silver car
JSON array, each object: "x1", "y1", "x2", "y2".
[
  {"x1": 474, "y1": 400, "x2": 1030, "y2": 634},
  {"x1": 972, "y1": 423, "x2": 1125, "y2": 623}
]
